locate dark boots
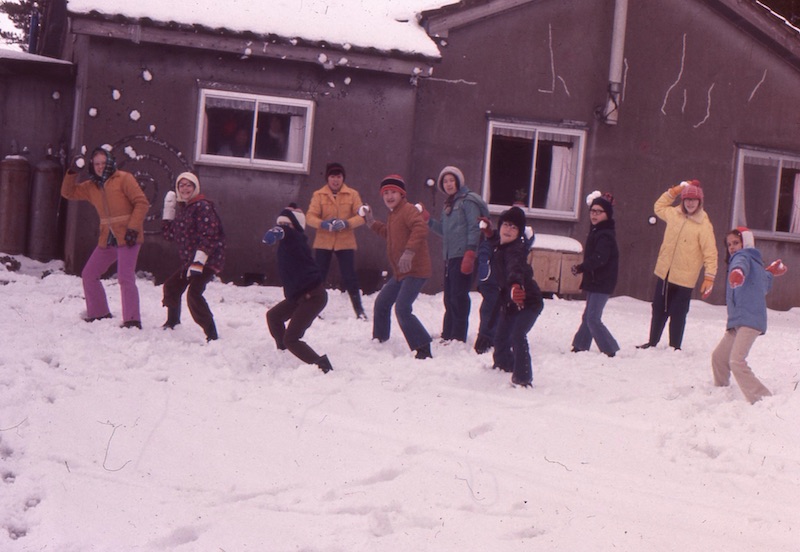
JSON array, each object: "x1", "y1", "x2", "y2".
[
  {"x1": 415, "y1": 343, "x2": 433, "y2": 360},
  {"x1": 316, "y1": 354, "x2": 333, "y2": 373},
  {"x1": 474, "y1": 334, "x2": 492, "y2": 354},
  {"x1": 205, "y1": 321, "x2": 218, "y2": 342},
  {"x1": 162, "y1": 306, "x2": 181, "y2": 329},
  {"x1": 349, "y1": 290, "x2": 367, "y2": 320}
]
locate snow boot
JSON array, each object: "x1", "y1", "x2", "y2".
[
  {"x1": 415, "y1": 344, "x2": 433, "y2": 360},
  {"x1": 162, "y1": 306, "x2": 181, "y2": 329},
  {"x1": 316, "y1": 354, "x2": 333, "y2": 374},
  {"x1": 205, "y1": 321, "x2": 218, "y2": 342},
  {"x1": 474, "y1": 334, "x2": 492, "y2": 354},
  {"x1": 349, "y1": 290, "x2": 367, "y2": 320}
]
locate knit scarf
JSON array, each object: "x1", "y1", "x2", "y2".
[{"x1": 90, "y1": 150, "x2": 118, "y2": 188}]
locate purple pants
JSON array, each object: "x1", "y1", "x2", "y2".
[{"x1": 81, "y1": 244, "x2": 142, "y2": 322}]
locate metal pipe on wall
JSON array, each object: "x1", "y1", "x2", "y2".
[{"x1": 602, "y1": 0, "x2": 629, "y2": 125}]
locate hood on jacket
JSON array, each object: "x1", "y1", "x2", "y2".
[
  {"x1": 175, "y1": 172, "x2": 201, "y2": 202},
  {"x1": 437, "y1": 166, "x2": 465, "y2": 195}
]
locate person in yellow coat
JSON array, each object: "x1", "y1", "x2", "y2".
[
  {"x1": 638, "y1": 180, "x2": 717, "y2": 350},
  {"x1": 305, "y1": 162, "x2": 367, "y2": 319}
]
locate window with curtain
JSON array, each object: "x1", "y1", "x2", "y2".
[
  {"x1": 195, "y1": 89, "x2": 315, "y2": 173},
  {"x1": 483, "y1": 120, "x2": 586, "y2": 220},
  {"x1": 732, "y1": 146, "x2": 800, "y2": 236}
]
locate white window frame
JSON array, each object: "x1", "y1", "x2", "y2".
[
  {"x1": 732, "y1": 145, "x2": 800, "y2": 241},
  {"x1": 194, "y1": 89, "x2": 315, "y2": 173},
  {"x1": 482, "y1": 119, "x2": 586, "y2": 220}
]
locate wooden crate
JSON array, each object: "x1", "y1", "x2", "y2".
[{"x1": 528, "y1": 249, "x2": 583, "y2": 296}]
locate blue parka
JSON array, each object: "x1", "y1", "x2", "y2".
[
  {"x1": 726, "y1": 247, "x2": 773, "y2": 333},
  {"x1": 429, "y1": 185, "x2": 483, "y2": 260}
]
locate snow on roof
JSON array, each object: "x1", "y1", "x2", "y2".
[
  {"x1": 0, "y1": 46, "x2": 73, "y2": 65},
  {"x1": 66, "y1": 0, "x2": 459, "y2": 57},
  {"x1": 532, "y1": 233, "x2": 583, "y2": 254}
]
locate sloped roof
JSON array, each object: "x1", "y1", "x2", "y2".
[{"x1": 65, "y1": 0, "x2": 459, "y2": 58}]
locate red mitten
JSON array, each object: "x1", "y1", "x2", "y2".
[
  {"x1": 729, "y1": 268, "x2": 745, "y2": 289},
  {"x1": 510, "y1": 283, "x2": 525, "y2": 309},
  {"x1": 460, "y1": 250, "x2": 476, "y2": 274},
  {"x1": 415, "y1": 203, "x2": 431, "y2": 223},
  {"x1": 765, "y1": 259, "x2": 787, "y2": 276},
  {"x1": 478, "y1": 216, "x2": 493, "y2": 238}
]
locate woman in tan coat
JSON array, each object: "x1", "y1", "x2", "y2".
[
  {"x1": 61, "y1": 147, "x2": 150, "y2": 328},
  {"x1": 639, "y1": 180, "x2": 717, "y2": 350}
]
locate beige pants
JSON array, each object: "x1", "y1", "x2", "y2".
[{"x1": 712, "y1": 326, "x2": 772, "y2": 404}]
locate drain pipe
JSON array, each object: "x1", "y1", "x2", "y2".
[{"x1": 602, "y1": 0, "x2": 629, "y2": 125}]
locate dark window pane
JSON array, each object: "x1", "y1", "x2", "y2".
[
  {"x1": 254, "y1": 112, "x2": 290, "y2": 161},
  {"x1": 743, "y1": 160, "x2": 778, "y2": 231},
  {"x1": 206, "y1": 103, "x2": 255, "y2": 158},
  {"x1": 489, "y1": 135, "x2": 533, "y2": 206}
]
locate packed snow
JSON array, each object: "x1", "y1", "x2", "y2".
[
  {"x1": 65, "y1": 0, "x2": 459, "y2": 57},
  {"x1": 1, "y1": 254, "x2": 798, "y2": 551}
]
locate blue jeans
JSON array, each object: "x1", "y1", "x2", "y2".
[
  {"x1": 441, "y1": 257, "x2": 472, "y2": 342},
  {"x1": 492, "y1": 304, "x2": 542, "y2": 384},
  {"x1": 571, "y1": 292, "x2": 619, "y2": 355},
  {"x1": 373, "y1": 276, "x2": 431, "y2": 351},
  {"x1": 476, "y1": 282, "x2": 501, "y2": 343}
]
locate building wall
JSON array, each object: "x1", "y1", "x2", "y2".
[
  {"x1": 412, "y1": 0, "x2": 800, "y2": 308},
  {"x1": 63, "y1": 35, "x2": 421, "y2": 292},
  {"x1": 0, "y1": 62, "x2": 74, "y2": 260}
]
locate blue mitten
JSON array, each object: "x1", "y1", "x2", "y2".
[
  {"x1": 262, "y1": 226, "x2": 285, "y2": 245},
  {"x1": 331, "y1": 219, "x2": 347, "y2": 232},
  {"x1": 320, "y1": 219, "x2": 334, "y2": 231}
]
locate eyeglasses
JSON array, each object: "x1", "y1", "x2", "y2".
[{"x1": 589, "y1": 208, "x2": 606, "y2": 215}]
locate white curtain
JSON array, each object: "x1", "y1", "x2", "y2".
[
  {"x1": 285, "y1": 116, "x2": 306, "y2": 164},
  {"x1": 734, "y1": 165, "x2": 747, "y2": 227},
  {"x1": 790, "y1": 173, "x2": 800, "y2": 233},
  {"x1": 545, "y1": 145, "x2": 572, "y2": 210}
]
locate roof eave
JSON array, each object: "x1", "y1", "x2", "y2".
[{"x1": 68, "y1": 14, "x2": 438, "y2": 77}]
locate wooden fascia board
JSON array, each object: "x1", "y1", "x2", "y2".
[
  {"x1": 68, "y1": 18, "x2": 436, "y2": 77},
  {"x1": 423, "y1": 0, "x2": 535, "y2": 38},
  {"x1": 700, "y1": 0, "x2": 800, "y2": 72}
]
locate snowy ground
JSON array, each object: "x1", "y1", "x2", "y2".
[{"x1": 1, "y1": 255, "x2": 798, "y2": 551}]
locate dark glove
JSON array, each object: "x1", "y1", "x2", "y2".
[
  {"x1": 124, "y1": 229, "x2": 138, "y2": 247},
  {"x1": 262, "y1": 226, "x2": 285, "y2": 245},
  {"x1": 460, "y1": 250, "x2": 476, "y2": 275},
  {"x1": 330, "y1": 219, "x2": 347, "y2": 232},
  {"x1": 571, "y1": 264, "x2": 583, "y2": 276},
  {"x1": 69, "y1": 154, "x2": 85, "y2": 173},
  {"x1": 320, "y1": 219, "x2": 335, "y2": 231}
]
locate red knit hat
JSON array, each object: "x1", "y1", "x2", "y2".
[
  {"x1": 380, "y1": 174, "x2": 406, "y2": 196},
  {"x1": 680, "y1": 180, "x2": 703, "y2": 201}
]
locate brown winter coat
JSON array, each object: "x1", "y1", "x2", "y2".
[
  {"x1": 61, "y1": 170, "x2": 150, "y2": 247},
  {"x1": 305, "y1": 183, "x2": 365, "y2": 250},
  {"x1": 653, "y1": 190, "x2": 717, "y2": 288},
  {"x1": 370, "y1": 198, "x2": 432, "y2": 280}
]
